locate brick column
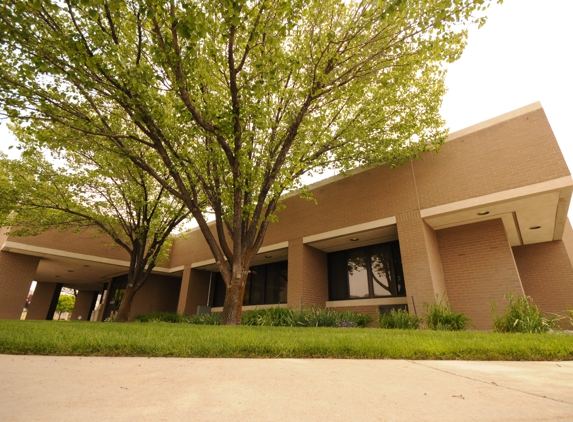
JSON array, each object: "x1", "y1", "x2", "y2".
[
  {"x1": 177, "y1": 264, "x2": 192, "y2": 314},
  {"x1": 512, "y1": 238, "x2": 573, "y2": 316},
  {"x1": 71, "y1": 290, "x2": 98, "y2": 321},
  {"x1": 396, "y1": 210, "x2": 446, "y2": 315},
  {"x1": 180, "y1": 268, "x2": 211, "y2": 315},
  {"x1": 27, "y1": 282, "x2": 63, "y2": 320},
  {"x1": 0, "y1": 251, "x2": 40, "y2": 319},
  {"x1": 437, "y1": 218, "x2": 524, "y2": 330},
  {"x1": 287, "y1": 238, "x2": 328, "y2": 309}
]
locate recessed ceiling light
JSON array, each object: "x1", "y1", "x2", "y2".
[
  {"x1": 68, "y1": 270, "x2": 74, "y2": 272},
  {"x1": 477, "y1": 211, "x2": 490, "y2": 216},
  {"x1": 350, "y1": 237, "x2": 359, "y2": 241},
  {"x1": 265, "y1": 255, "x2": 272, "y2": 259},
  {"x1": 530, "y1": 226, "x2": 541, "y2": 230},
  {"x1": 55, "y1": 275, "x2": 61, "y2": 278},
  {"x1": 83, "y1": 265, "x2": 90, "y2": 268}
]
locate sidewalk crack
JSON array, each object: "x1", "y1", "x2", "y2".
[{"x1": 409, "y1": 361, "x2": 573, "y2": 406}]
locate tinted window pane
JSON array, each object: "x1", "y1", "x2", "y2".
[
  {"x1": 249, "y1": 265, "x2": 266, "y2": 305},
  {"x1": 212, "y1": 273, "x2": 226, "y2": 307},
  {"x1": 370, "y1": 244, "x2": 394, "y2": 297},
  {"x1": 265, "y1": 262, "x2": 288, "y2": 304},
  {"x1": 392, "y1": 242, "x2": 406, "y2": 296},
  {"x1": 347, "y1": 249, "x2": 369, "y2": 298},
  {"x1": 328, "y1": 251, "x2": 348, "y2": 300}
]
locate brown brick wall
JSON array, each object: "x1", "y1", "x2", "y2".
[
  {"x1": 396, "y1": 211, "x2": 445, "y2": 313},
  {"x1": 561, "y1": 219, "x2": 573, "y2": 266},
  {"x1": 0, "y1": 252, "x2": 40, "y2": 319},
  {"x1": 437, "y1": 219, "x2": 524, "y2": 330},
  {"x1": 512, "y1": 241, "x2": 573, "y2": 315},
  {"x1": 7, "y1": 228, "x2": 130, "y2": 262},
  {"x1": 414, "y1": 108, "x2": 570, "y2": 209},
  {"x1": 128, "y1": 274, "x2": 181, "y2": 320},
  {"x1": 183, "y1": 269, "x2": 211, "y2": 315},
  {"x1": 287, "y1": 239, "x2": 329, "y2": 309},
  {"x1": 27, "y1": 282, "x2": 62, "y2": 320},
  {"x1": 71, "y1": 290, "x2": 98, "y2": 321}
]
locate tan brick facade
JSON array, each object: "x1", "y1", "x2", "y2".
[
  {"x1": 71, "y1": 290, "x2": 98, "y2": 321},
  {"x1": 513, "y1": 240, "x2": 573, "y2": 316},
  {"x1": 287, "y1": 239, "x2": 329, "y2": 309},
  {"x1": 180, "y1": 268, "x2": 211, "y2": 315},
  {"x1": 27, "y1": 282, "x2": 62, "y2": 320},
  {"x1": 436, "y1": 219, "x2": 525, "y2": 329},
  {"x1": 126, "y1": 275, "x2": 181, "y2": 320},
  {"x1": 0, "y1": 251, "x2": 40, "y2": 319},
  {"x1": 396, "y1": 211, "x2": 446, "y2": 314}
]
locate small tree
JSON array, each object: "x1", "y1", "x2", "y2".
[
  {"x1": 1, "y1": 147, "x2": 192, "y2": 322},
  {"x1": 55, "y1": 294, "x2": 76, "y2": 320}
]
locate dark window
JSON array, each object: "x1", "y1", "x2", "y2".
[
  {"x1": 211, "y1": 261, "x2": 288, "y2": 307},
  {"x1": 328, "y1": 241, "x2": 405, "y2": 301}
]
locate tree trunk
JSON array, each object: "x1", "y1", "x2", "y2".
[
  {"x1": 220, "y1": 277, "x2": 247, "y2": 325},
  {"x1": 115, "y1": 286, "x2": 137, "y2": 322}
]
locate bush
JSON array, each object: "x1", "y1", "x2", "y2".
[
  {"x1": 241, "y1": 307, "x2": 296, "y2": 326},
  {"x1": 377, "y1": 308, "x2": 420, "y2": 329},
  {"x1": 423, "y1": 296, "x2": 472, "y2": 331},
  {"x1": 491, "y1": 294, "x2": 558, "y2": 333}
]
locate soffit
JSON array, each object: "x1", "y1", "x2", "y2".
[{"x1": 422, "y1": 180, "x2": 573, "y2": 246}]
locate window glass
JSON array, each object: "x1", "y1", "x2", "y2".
[
  {"x1": 347, "y1": 249, "x2": 369, "y2": 298},
  {"x1": 249, "y1": 266, "x2": 266, "y2": 305},
  {"x1": 327, "y1": 240, "x2": 406, "y2": 301},
  {"x1": 370, "y1": 244, "x2": 394, "y2": 297},
  {"x1": 210, "y1": 261, "x2": 288, "y2": 307}
]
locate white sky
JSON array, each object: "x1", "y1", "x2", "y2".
[{"x1": 1, "y1": 0, "x2": 572, "y2": 216}]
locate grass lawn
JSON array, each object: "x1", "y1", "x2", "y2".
[{"x1": 1, "y1": 320, "x2": 572, "y2": 360}]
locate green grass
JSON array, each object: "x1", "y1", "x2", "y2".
[{"x1": 1, "y1": 320, "x2": 572, "y2": 360}]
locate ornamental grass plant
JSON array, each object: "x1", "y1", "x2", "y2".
[
  {"x1": 377, "y1": 308, "x2": 420, "y2": 330},
  {"x1": 491, "y1": 294, "x2": 558, "y2": 334},
  {"x1": 423, "y1": 296, "x2": 472, "y2": 331}
]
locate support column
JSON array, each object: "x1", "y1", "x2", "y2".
[
  {"x1": 437, "y1": 218, "x2": 524, "y2": 330},
  {"x1": 179, "y1": 267, "x2": 210, "y2": 315},
  {"x1": 287, "y1": 238, "x2": 328, "y2": 309},
  {"x1": 177, "y1": 264, "x2": 192, "y2": 314},
  {"x1": 71, "y1": 290, "x2": 98, "y2": 321},
  {"x1": 396, "y1": 211, "x2": 446, "y2": 315},
  {"x1": 0, "y1": 251, "x2": 40, "y2": 319},
  {"x1": 512, "y1": 219, "x2": 573, "y2": 316},
  {"x1": 27, "y1": 282, "x2": 63, "y2": 320}
]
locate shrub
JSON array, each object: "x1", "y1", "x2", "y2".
[
  {"x1": 423, "y1": 296, "x2": 472, "y2": 331},
  {"x1": 242, "y1": 307, "x2": 295, "y2": 326},
  {"x1": 491, "y1": 294, "x2": 558, "y2": 333},
  {"x1": 377, "y1": 308, "x2": 420, "y2": 330}
]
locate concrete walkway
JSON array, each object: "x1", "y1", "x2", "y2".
[{"x1": 1, "y1": 355, "x2": 572, "y2": 421}]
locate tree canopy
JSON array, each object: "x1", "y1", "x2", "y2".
[
  {"x1": 0, "y1": 0, "x2": 498, "y2": 324},
  {"x1": 55, "y1": 294, "x2": 76, "y2": 319},
  {"x1": 1, "y1": 145, "x2": 191, "y2": 322}
]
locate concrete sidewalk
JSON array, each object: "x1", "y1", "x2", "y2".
[{"x1": 1, "y1": 355, "x2": 572, "y2": 421}]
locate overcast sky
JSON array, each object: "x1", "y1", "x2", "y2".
[{"x1": 1, "y1": 0, "x2": 571, "y2": 213}]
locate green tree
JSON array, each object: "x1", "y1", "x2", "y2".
[
  {"x1": 1, "y1": 146, "x2": 191, "y2": 322},
  {"x1": 55, "y1": 294, "x2": 76, "y2": 320},
  {"x1": 0, "y1": 0, "x2": 498, "y2": 324}
]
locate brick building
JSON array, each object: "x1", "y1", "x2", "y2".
[{"x1": 1, "y1": 102, "x2": 573, "y2": 329}]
